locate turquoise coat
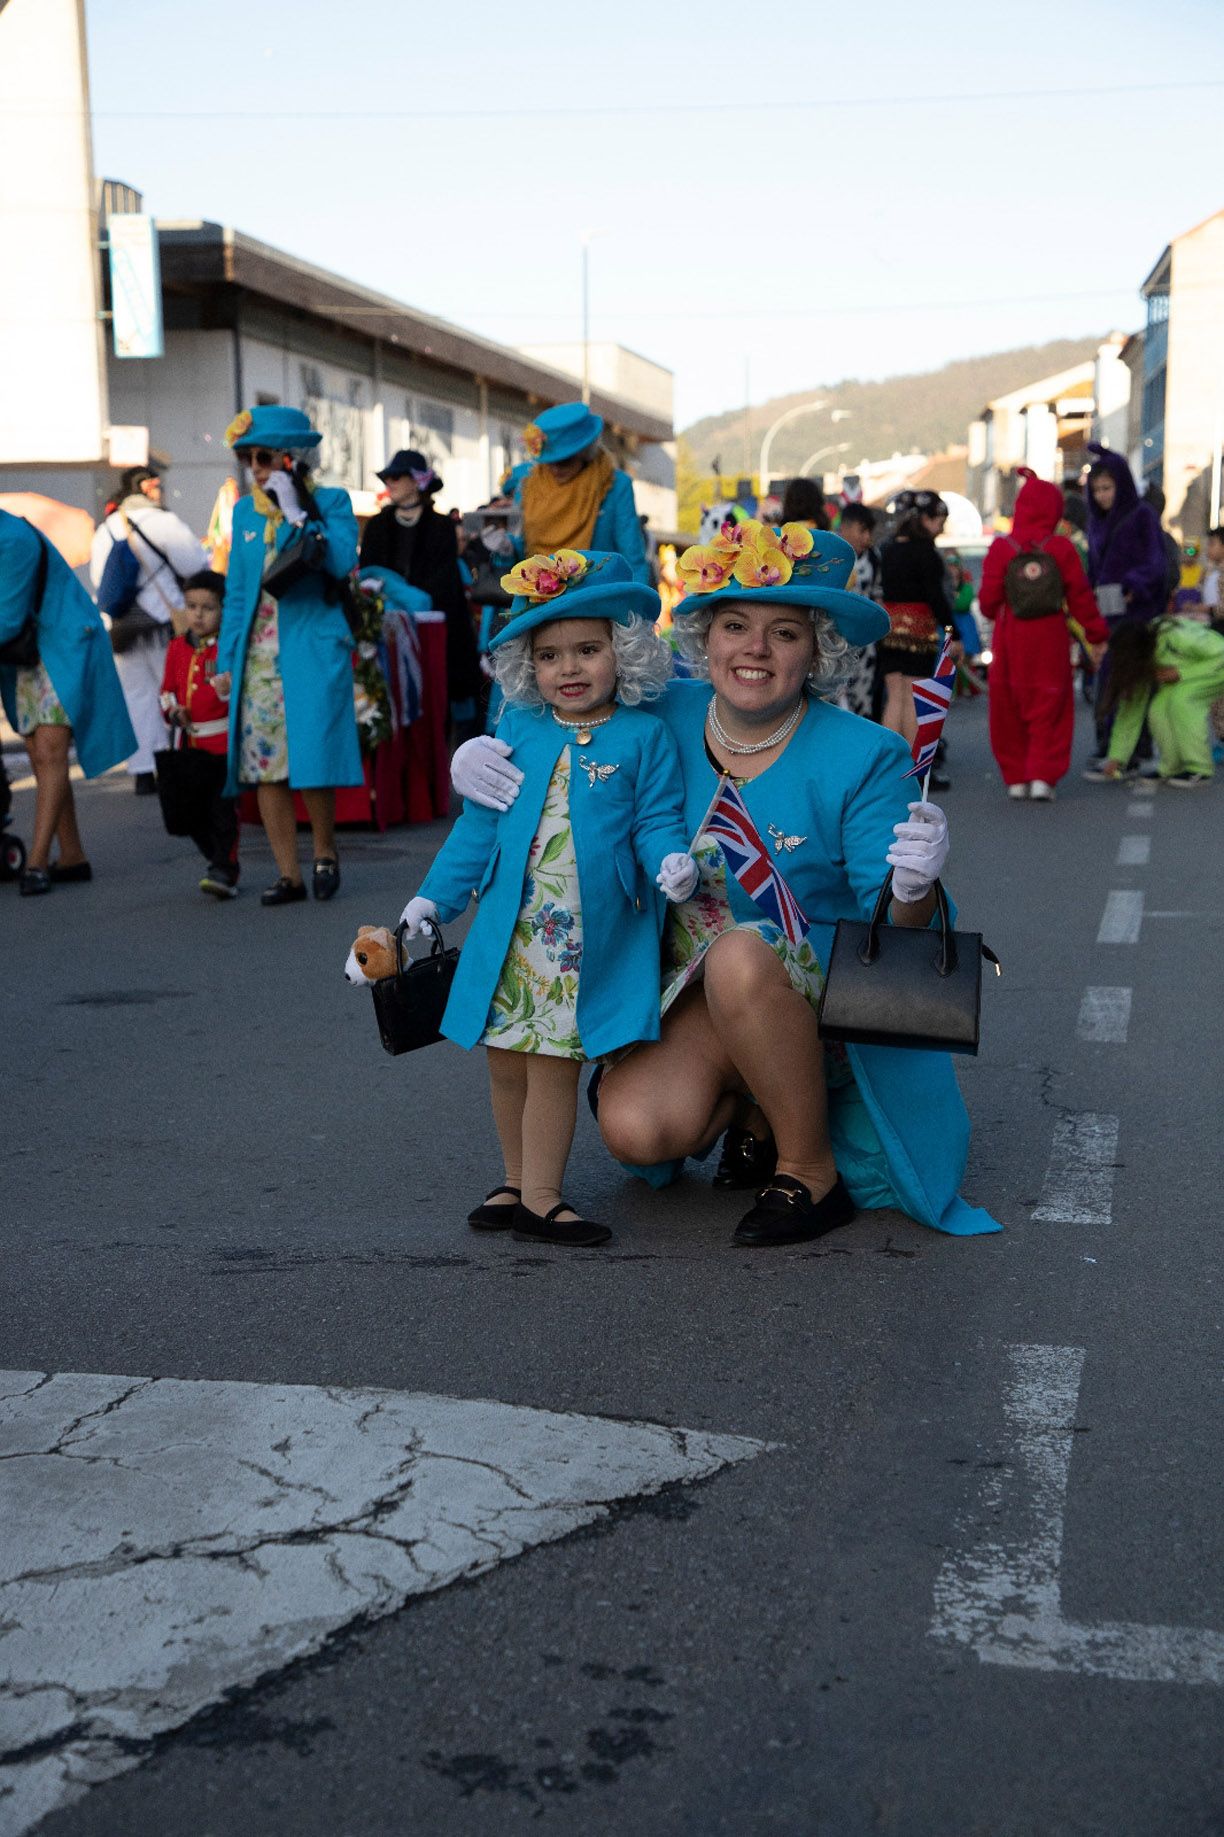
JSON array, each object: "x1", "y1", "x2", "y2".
[
  {"x1": 504, "y1": 464, "x2": 650, "y2": 584},
  {"x1": 420, "y1": 702, "x2": 690, "y2": 1057},
  {"x1": 651, "y1": 679, "x2": 999, "y2": 1237},
  {"x1": 0, "y1": 511, "x2": 136, "y2": 778},
  {"x1": 217, "y1": 487, "x2": 362, "y2": 796}
]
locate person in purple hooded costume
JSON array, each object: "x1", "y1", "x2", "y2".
[{"x1": 1082, "y1": 444, "x2": 1170, "y2": 775}]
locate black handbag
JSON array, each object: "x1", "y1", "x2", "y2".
[
  {"x1": 153, "y1": 743, "x2": 225, "y2": 836},
  {"x1": 817, "y1": 872, "x2": 999, "y2": 1056},
  {"x1": 371, "y1": 920, "x2": 460, "y2": 1056},
  {"x1": 262, "y1": 525, "x2": 329, "y2": 600},
  {"x1": 109, "y1": 605, "x2": 168, "y2": 654},
  {"x1": 0, "y1": 527, "x2": 48, "y2": 668}
]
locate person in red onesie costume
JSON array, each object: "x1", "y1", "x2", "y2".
[
  {"x1": 980, "y1": 469, "x2": 1108, "y2": 801},
  {"x1": 156, "y1": 570, "x2": 241, "y2": 896}
]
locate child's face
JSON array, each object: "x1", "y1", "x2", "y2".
[
  {"x1": 184, "y1": 590, "x2": 222, "y2": 640},
  {"x1": 1207, "y1": 534, "x2": 1224, "y2": 565},
  {"x1": 531, "y1": 618, "x2": 617, "y2": 718}
]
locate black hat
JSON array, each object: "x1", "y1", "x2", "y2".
[
  {"x1": 120, "y1": 464, "x2": 160, "y2": 496},
  {"x1": 376, "y1": 449, "x2": 442, "y2": 492}
]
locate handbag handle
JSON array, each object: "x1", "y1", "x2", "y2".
[
  {"x1": 858, "y1": 870, "x2": 957, "y2": 977},
  {"x1": 393, "y1": 917, "x2": 445, "y2": 978}
]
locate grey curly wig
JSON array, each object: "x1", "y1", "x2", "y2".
[
  {"x1": 673, "y1": 602, "x2": 855, "y2": 697},
  {"x1": 492, "y1": 614, "x2": 675, "y2": 710}
]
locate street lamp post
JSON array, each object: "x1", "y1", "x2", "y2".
[
  {"x1": 797, "y1": 441, "x2": 851, "y2": 480},
  {"x1": 758, "y1": 401, "x2": 826, "y2": 502},
  {"x1": 579, "y1": 230, "x2": 604, "y2": 406}
]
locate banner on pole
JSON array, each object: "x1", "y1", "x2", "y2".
[{"x1": 108, "y1": 214, "x2": 164, "y2": 359}]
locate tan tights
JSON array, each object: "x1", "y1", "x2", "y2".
[
  {"x1": 256, "y1": 783, "x2": 337, "y2": 884},
  {"x1": 486, "y1": 1047, "x2": 584, "y2": 1220}
]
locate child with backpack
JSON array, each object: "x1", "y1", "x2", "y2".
[{"x1": 980, "y1": 468, "x2": 1108, "y2": 800}]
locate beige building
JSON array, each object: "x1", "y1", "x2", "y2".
[
  {"x1": 518, "y1": 341, "x2": 677, "y2": 532},
  {"x1": 966, "y1": 361, "x2": 1096, "y2": 524},
  {"x1": 1137, "y1": 207, "x2": 1224, "y2": 537}
]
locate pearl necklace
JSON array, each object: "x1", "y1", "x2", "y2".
[
  {"x1": 552, "y1": 706, "x2": 614, "y2": 747},
  {"x1": 707, "y1": 695, "x2": 803, "y2": 757}
]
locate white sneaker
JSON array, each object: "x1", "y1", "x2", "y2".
[
  {"x1": 1007, "y1": 783, "x2": 1029, "y2": 800},
  {"x1": 1029, "y1": 780, "x2": 1056, "y2": 801}
]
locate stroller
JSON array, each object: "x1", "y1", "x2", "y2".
[{"x1": 0, "y1": 753, "x2": 27, "y2": 881}]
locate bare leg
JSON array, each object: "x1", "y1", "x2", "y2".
[
  {"x1": 485, "y1": 1047, "x2": 528, "y2": 1206},
  {"x1": 301, "y1": 786, "x2": 337, "y2": 862},
  {"x1": 256, "y1": 782, "x2": 302, "y2": 882},
  {"x1": 881, "y1": 671, "x2": 917, "y2": 746},
  {"x1": 53, "y1": 783, "x2": 86, "y2": 866},
  {"x1": 519, "y1": 1055, "x2": 584, "y2": 1218},
  {"x1": 25, "y1": 726, "x2": 73, "y2": 870},
  {"x1": 702, "y1": 929, "x2": 837, "y2": 1198},
  {"x1": 599, "y1": 981, "x2": 745, "y2": 1168}
]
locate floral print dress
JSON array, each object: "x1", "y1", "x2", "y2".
[
  {"x1": 238, "y1": 593, "x2": 290, "y2": 784},
  {"x1": 13, "y1": 662, "x2": 70, "y2": 735},
  {"x1": 481, "y1": 750, "x2": 585, "y2": 1059}
]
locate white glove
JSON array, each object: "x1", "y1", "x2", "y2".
[
  {"x1": 656, "y1": 852, "x2": 699, "y2": 902},
  {"x1": 451, "y1": 735, "x2": 523, "y2": 811},
  {"x1": 262, "y1": 469, "x2": 306, "y2": 525},
  {"x1": 482, "y1": 528, "x2": 513, "y2": 559},
  {"x1": 886, "y1": 801, "x2": 949, "y2": 903},
  {"x1": 399, "y1": 895, "x2": 439, "y2": 939}
]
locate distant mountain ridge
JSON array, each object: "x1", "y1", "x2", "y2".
[{"x1": 681, "y1": 336, "x2": 1106, "y2": 476}]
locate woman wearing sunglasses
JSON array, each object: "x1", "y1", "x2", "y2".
[{"x1": 213, "y1": 406, "x2": 361, "y2": 904}]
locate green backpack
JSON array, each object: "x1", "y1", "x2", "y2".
[{"x1": 1004, "y1": 539, "x2": 1065, "y2": 620}]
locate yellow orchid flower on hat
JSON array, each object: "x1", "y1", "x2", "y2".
[
  {"x1": 777, "y1": 522, "x2": 815, "y2": 560},
  {"x1": 676, "y1": 543, "x2": 739, "y2": 595},
  {"x1": 732, "y1": 533, "x2": 794, "y2": 591},
  {"x1": 709, "y1": 516, "x2": 760, "y2": 556},
  {"x1": 223, "y1": 409, "x2": 253, "y2": 449},
  {"x1": 522, "y1": 422, "x2": 545, "y2": 461},
  {"x1": 500, "y1": 549, "x2": 588, "y2": 603}
]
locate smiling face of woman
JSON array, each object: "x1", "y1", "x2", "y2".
[{"x1": 705, "y1": 601, "x2": 816, "y2": 728}]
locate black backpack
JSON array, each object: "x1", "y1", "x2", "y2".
[{"x1": 1004, "y1": 538, "x2": 1064, "y2": 620}]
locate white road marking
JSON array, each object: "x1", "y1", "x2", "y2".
[
  {"x1": 1126, "y1": 801, "x2": 1153, "y2": 820},
  {"x1": 1076, "y1": 987, "x2": 1132, "y2": 1045},
  {"x1": 0, "y1": 1370, "x2": 767, "y2": 1836},
  {"x1": 932, "y1": 1345, "x2": 1224, "y2": 1684},
  {"x1": 1031, "y1": 1113, "x2": 1119, "y2": 1224},
  {"x1": 1130, "y1": 778, "x2": 1159, "y2": 796},
  {"x1": 1116, "y1": 836, "x2": 1150, "y2": 867},
  {"x1": 1097, "y1": 890, "x2": 1144, "y2": 944}
]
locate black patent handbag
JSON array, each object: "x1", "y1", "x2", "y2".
[
  {"x1": 371, "y1": 920, "x2": 460, "y2": 1056},
  {"x1": 817, "y1": 872, "x2": 999, "y2": 1056}
]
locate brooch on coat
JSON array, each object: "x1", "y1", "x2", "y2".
[
  {"x1": 243, "y1": 529, "x2": 258, "y2": 542},
  {"x1": 577, "y1": 755, "x2": 619, "y2": 788},
  {"x1": 768, "y1": 822, "x2": 805, "y2": 854}
]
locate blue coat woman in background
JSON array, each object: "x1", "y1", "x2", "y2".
[
  {"x1": 453, "y1": 526, "x2": 999, "y2": 1246},
  {"x1": 503, "y1": 402, "x2": 650, "y2": 586},
  {"x1": 0, "y1": 509, "x2": 135, "y2": 894},
  {"x1": 215, "y1": 407, "x2": 361, "y2": 906}
]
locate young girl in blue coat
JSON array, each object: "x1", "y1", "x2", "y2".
[{"x1": 400, "y1": 550, "x2": 697, "y2": 1247}]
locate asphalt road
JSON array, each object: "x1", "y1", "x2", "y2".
[{"x1": 4, "y1": 693, "x2": 1223, "y2": 1837}]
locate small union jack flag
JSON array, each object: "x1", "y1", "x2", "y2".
[
  {"x1": 704, "y1": 778, "x2": 809, "y2": 945},
  {"x1": 904, "y1": 636, "x2": 958, "y2": 781}
]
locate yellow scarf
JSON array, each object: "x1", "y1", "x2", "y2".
[
  {"x1": 521, "y1": 450, "x2": 614, "y2": 555},
  {"x1": 251, "y1": 480, "x2": 285, "y2": 551}
]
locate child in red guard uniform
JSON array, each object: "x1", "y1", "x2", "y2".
[{"x1": 156, "y1": 570, "x2": 241, "y2": 898}]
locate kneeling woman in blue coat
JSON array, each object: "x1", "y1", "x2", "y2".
[{"x1": 399, "y1": 551, "x2": 697, "y2": 1248}]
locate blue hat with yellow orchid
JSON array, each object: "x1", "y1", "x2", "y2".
[
  {"x1": 488, "y1": 549, "x2": 660, "y2": 650},
  {"x1": 674, "y1": 520, "x2": 889, "y2": 648},
  {"x1": 520, "y1": 402, "x2": 605, "y2": 467},
  {"x1": 224, "y1": 405, "x2": 321, "y2": 452}
]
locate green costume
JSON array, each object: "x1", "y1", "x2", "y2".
[{"x1": 1107, "y1": 617, "x2": 1224, "y2": 779}]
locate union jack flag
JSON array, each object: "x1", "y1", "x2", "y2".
[
  {"x1": 704, "y1": 777, "x2": 809, "y2": 945},
  {"x1": 904, "y1": 636, "x2": 958, "y2": 780}
]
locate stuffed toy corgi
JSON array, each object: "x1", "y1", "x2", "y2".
[{"x1": 344, "y1": 924, "x2": 404, "y2": 986}]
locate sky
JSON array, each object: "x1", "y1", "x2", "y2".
[{"x1": 86, "y1": 0, "x2": 1224, "y2": 432}]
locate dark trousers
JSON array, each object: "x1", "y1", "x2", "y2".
[{"x1": 154, "y1": 749, "x2": 240, "y2": 876}]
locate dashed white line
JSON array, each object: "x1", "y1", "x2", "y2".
[
  {"x1": 932, "y1": 1345, "x2": 1224, "y2": 1684},
  {"x1": 1032, "y1": 1112, "x2": 1119, "y2": 1224},
  {"x1": 1116, "y1": 835, "x2": 1151, "y2": 867},
  {"x1": 1097, "y1": 890, "x2": 1144, "y2": 944},
  {"x1": 1076, "y1": 987, "x2": 1132, "y2": 1044},
  {"x1": 1126, "y1": 801, "x2": 1153, "y2": 820}
]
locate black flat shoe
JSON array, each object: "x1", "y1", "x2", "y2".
[
  {"x1": 512, "y1": 1201, "x2": 612, "y2": 1248},
  {"x1": 712, "y1": 1123, "x2": 778, "y2": 1190},
  {"x1": 467, "y1": 1185, "x2": 521, "y2": 1231},
  {"x1": 261, "y1": 876, "x2": 307, "y2": 907},
  {"x1": 49, "y1": 860, "x2": 92, "y2": 883},
  {"x1": 133, "y1": 772, "x2": 157, "y2": 796},
  {"x1": 733, "y1": 1174, "x2": 856, "y2": 1247},
  {"x1": 312, "y1": 857, "x2": 340, "y2": 901},
  {"x1": 18, "y1": 867, "x2": 51, "y2": 897}
]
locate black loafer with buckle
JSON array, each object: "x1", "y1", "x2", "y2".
[
  {"x1": 18, "y1": 866, "x2": 52, "y2": 897},
  {"x1": 512, "y1": 1202, "x2": 612, "y2": 1249},
  {"x1": 712, "y1": 1123, "x2": 778, "y2": 1191},
  {"x1": 312, "y1": 857, "x2": 341, "y2": 901},
  {"x1": 467, "y1": 1185, "x2": 522, "y2": 1231},
  {"x1": 261, "y1": 876, "x2": 307, "y2": 907},
  {"x1": 733, "y1": 1174, "x2": 856, "y2": 1247}
]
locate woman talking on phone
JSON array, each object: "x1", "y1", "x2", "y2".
[{"x1": 213, "y1": 406, "x2": 361, "y2": 906}]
